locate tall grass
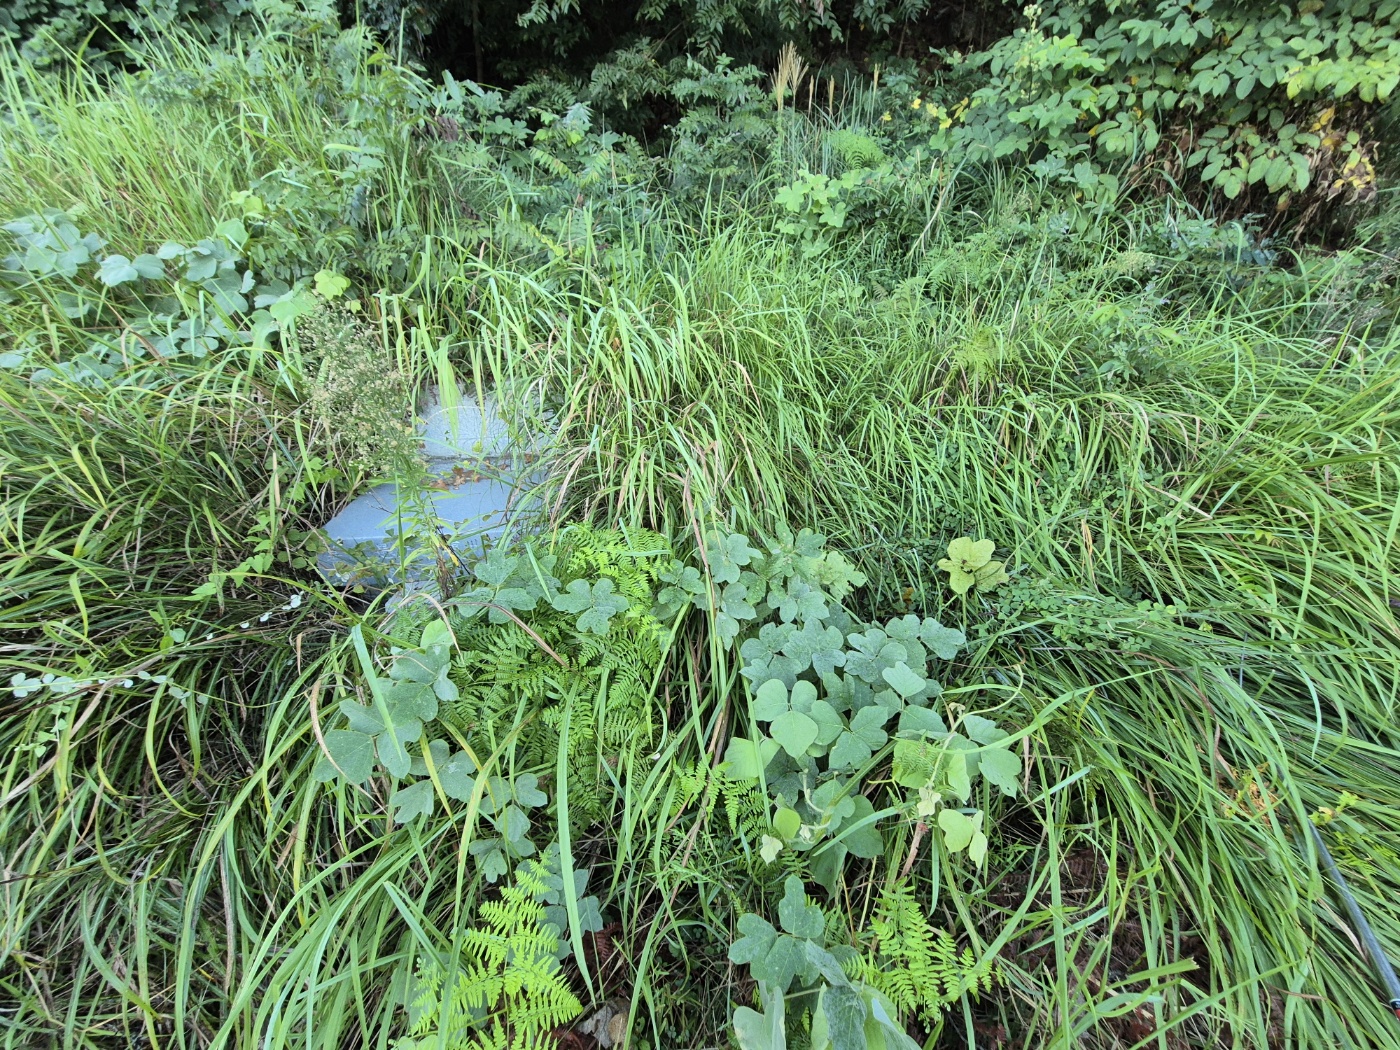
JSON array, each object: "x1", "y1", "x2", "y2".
[{"x1": 3, "y1": 17, "x2": 1399, "y2": 1050}]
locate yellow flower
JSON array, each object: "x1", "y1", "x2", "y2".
[
  {"x1": 911, "y1": 97, "x2": 922, "y2": 109},
  {"x1": 881, "y1": 110, "x2": 893, "y2": 122}
]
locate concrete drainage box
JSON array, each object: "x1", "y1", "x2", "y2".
[{"x1": 316, "y1": 389, "x2": 547, "y2": 598}]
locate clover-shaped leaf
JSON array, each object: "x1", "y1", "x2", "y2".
[
  {"x1": 473, "y1": 548, "x2": 521, "y2": 587},
  {"x1": 338, "y1": 700, "x2": 385, "y2": 736},
  {"x1": 945, "y1": 537, "x2": 995, "y2": 570},
  {"x1": 782, "y1": 618, "x2": 847, "y2": 676},
  {"x1": 920, "y1": 619, "x2": 967, "y2": 660},
  {"x1": 844, "y1": 631, "x2": 908, "y2": 684},
  {"x1": 722, "y1": 735, "x2": 781, "y2": 780},
  {"x1": 551, "y1": 577, "x2": 630, "y2": 634},
  {"x1": 408, "y1": 739, "x2": 450, "y2": 776},
  {"x1": 438, "y1": 750, "x2": 478, "y2": 801},
  {"x1": 771, "y1": 710, "x2": 819, "y2": 758},
  {"x1": 706, "y1": 532, "x2": 760, "y2": 585},
  {"x1": 775, "y1": 577, "x2": 828, "y2": 623},
  {"x1": 513, "y1": 772, "x2": 548, "y2": 808},
  {"x1": 657, "y1": 562, "x2": 706, "y2": 613},
  {"x1": 938, "y1": 537, "x2": 1006, "y2": 595},
  {"x1": 470, "y1": 840, "x2": 510, "y2": 883},
  {"x1": 840, "y1": 796, "x2": 884, "y2": 859},
  {"x1": 828, "y1": 704, "x2": 890, "y2": 770},
  {"x1": 754, "y1": 677, "x2": 792, "y2": 721},
  {"x1": 938, "y1": 808, "x2": 988, "y2": 864}
]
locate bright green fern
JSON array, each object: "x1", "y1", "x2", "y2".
[
  {"x1": 854, "y1": 881, "x2": 996, "y2": 1025},
  {"x1": 395, "y1": 861, "x2": 583, "y2": 1050}
]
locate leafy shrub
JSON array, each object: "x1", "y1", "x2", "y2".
[{"x1": 919, "y1": 0, "x2": 1400, "y2": 223}]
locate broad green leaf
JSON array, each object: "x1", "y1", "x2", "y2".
[
  {"x1": 773, "y1": 807, "x2": 802, "y2": 840},
  {"x1": 316, "y1": 729, "x2": 375, "y2": 782},
  {"x1": 439, "y1": 750, "x2": 477, "y2": 800},
  {"x1": 314, "y1": 268, "x2": 350, "y2": 298},
  {"x1": 753, "y1": 678, "x2": 789, "y2": 721},
  {"x1": 881, "y1": 662, "x2": 926, "y2": 698},
  {"x1": 501, "y1": 803, "x2": 531, "y2": 844},
  {"x1": 723, "y1": 736, "x2": 780, "y2": 780},
  {"x1": 513, "y1": 772, "x2": 547, "y2": 807},
  {"x1": 819, "y1": 984, "x2": 867, "y2": 1050},
  {"x1": 945, "y1": 537, "x2": 995, "y2": 570},
  {"x1": 728, "y1": 913, "x2": 778, "y2": 967},
  {"x1": 389, "y1": 780, "x2": 435, "y2": 822},
  {"x1": 408, "y1": 739, "x2": 450, "y2": 776},
  {"x1": 770, "y1": 710, "x2": 819, "y2": 758},
  {"x1": 919, "y1": 620, "x2": 966, "y2": 660},
  {"x1": 938, "y1": 808, "x2": 979, "y2": 852},
  {"x1": 973, "y1": 560, "x2": 1009, "y2": 591},
  {"x1": 898, "y1": 706, "x2": 947, "y2": 736},
  {"x1": 960, "y1": 714, "x2": 1008, "y2": 745},
  {"x1": 777, "y1": 876, "x2": 824, "y2": 939},
  {"x1": 808, "y1": 699, "x2": 844, "y2": 746},
  {"x1": 840, "y1": 796, "x2": 883, "y2": 859},
  {"x1": 733, "y1": 983, "x2": 785, "y2": 1050},
  {"x1": 979, "y1": 746, "x2": 1023, "y2": 796},
  {"x1": 338, "y1": 700, "x2": 384, "y2": 735},
  {"x1": 377, "y1": 724, "x2": 415, "y2": 779},
  {"x1": 551, "y1": 577, "x2": 629, "y2": 634},
  {"x1": 782, "y1": 618, "x2": 847, "y2": 676},
  {"x1": 97, "y1": 255, "x2": 139, "y2": 286}
]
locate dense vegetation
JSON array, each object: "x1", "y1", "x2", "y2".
[{"x1": 3, "y1": 1, "x2": 1400, "y2": 1048}]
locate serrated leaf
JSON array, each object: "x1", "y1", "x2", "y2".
[
  {"x1": 777, "y1": 876, "x2": 824, "y2": 939},
  {"x1": 390, "y1": 779, "x2": 435, "y2": 823}
]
